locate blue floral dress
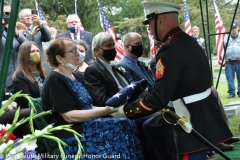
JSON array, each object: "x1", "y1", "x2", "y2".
[{"x1": 61, "y1": 76, "x2": 144, "y2": 160}]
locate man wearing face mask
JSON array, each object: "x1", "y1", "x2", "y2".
[
  {"x1": 56, "y1": 14, "x2": 94, "y2": 63},
  {"x1": 84, "y1": 32, "x2": 130, "y2": 107},
  {"x1": 117, "y1": 32, "x2": 155, "y2": 92},
  {"x1": 84, "y1": 32, "x2": 158, "y2": 160},
  {"x1": 1, "y1": 2, "x2": 27, "y2": 91}
]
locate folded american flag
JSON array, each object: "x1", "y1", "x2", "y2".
[{"x1": 106, "y1": 79, "x2": 148, "y2": 107}]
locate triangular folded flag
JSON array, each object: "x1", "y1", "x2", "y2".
[{"x1": 106, "y1": 79, "x2": 148, "y2": 107}]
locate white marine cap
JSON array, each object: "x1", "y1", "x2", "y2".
[{"x1": 142, "y1": 1, "x2": 181, "y2": 25}]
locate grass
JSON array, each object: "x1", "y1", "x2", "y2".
[{"x1": 212, "y1": 57, "x2": 240, "y2": 136}]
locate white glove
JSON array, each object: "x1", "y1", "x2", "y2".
[{"x1": 110, "y1": 105, "x2": 126, "y2": 118}]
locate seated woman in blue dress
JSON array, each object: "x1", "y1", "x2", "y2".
[{"x1": 41, "y1": 37, "x2": 143, "y2": 160}]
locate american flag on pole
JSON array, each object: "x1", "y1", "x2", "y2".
[
  {"x1": 97, "y1": 0, "x2": 124, "y2": 63},
  {"x1": 183, "y1": 0, "x2": 192, "y2": 35},
  {"x1": 74, "y1": 0, "x2": 84, "y2": 30},
  {"x1": 213, "y1": 1, "x2": 226, "y2": 65},
  {"x1": 146, "y1": 25, "x2": 155, "y2": 58},
  {"x1": 35, "y1": 0, "x2": 48, "y2": 26}
]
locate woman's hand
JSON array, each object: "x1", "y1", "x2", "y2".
[{"x1": 2, "y1": 100, "x2": 17, "y2": 111}]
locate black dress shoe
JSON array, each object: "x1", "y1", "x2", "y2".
[
  {"x1": 217, "y1": 143, "x2": 234, "y2": 151},
  {"x1": 224, "y1": 137, "x2": 240, "y2": 144}
]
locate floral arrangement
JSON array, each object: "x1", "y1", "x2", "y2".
[{"x1": 0, "y1": 92, "x2": 83, "y2": 160}]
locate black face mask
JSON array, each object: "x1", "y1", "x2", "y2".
[
  {"x1": 99, "y1": 47, "x2": 117, "y2": 61},
  {"x1": 129, "y1": 44, "x2": 143, "y2": 57}
]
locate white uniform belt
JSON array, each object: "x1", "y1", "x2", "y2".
[{"x1": 182, "y1": 88, "x2": 211, "y2": 104}]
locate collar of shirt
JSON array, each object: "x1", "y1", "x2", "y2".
[
  {"x1": 231, "y1": 34, "x2": 239, "y2": 39},
  {"x1": 98, "y1": 58, "x2": 112, "y2": 70}
]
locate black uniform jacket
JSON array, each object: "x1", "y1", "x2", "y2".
[
  {"x1": 124, "y1": 27, "x2": 232, "y2": 154},
  {"x1": 84, "y1": 58, "x2": 130, "y2": 106}
]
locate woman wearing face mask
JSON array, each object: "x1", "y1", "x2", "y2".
[
  {"x1": 12, "y1": 41, "x2": 47, "y2": 108},
  {"x1": 74, "y1": 40, "x2": 89, "y2": 76},
  {"x1": 42, "y1": 37, "x2": 143, "y2": 159}
]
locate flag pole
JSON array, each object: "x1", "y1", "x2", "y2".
[
  {"x1": 34, "y1": 0, "x2": 38, "y2": 16},
  {"x1": 74, "y1": 0, "x2": 77, "y2": 14}
]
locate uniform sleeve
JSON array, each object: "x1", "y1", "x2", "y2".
[
  {"x1": 124, "y1": 46, "x2": 183, "y2": 119},
  {"x1": 84, "y1": 66, "x2": 109, "y2": 106}
]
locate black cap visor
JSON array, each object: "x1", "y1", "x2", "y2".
[
  {"x1": 142, "y1": 12, "x2": 159, "y2": 25},
  {"x1": 142, "y1": 11, "x2": 178, "y2": 25}
]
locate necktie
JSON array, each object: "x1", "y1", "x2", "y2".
[
  {"x1": 74, "y1": 33, "x2": 77, "y2": 40},
  {"x1": 28, "y1": 28, "x2": 31, "y2": 34},
  {"x1": 137, "y1": 61, "x2": 154, "y2": 86},
  {"x1": 112, "y1": 66, "x2": 128, "y2": 88}
]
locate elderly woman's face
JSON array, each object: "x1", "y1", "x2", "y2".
[{"x1": 62, "y1": 41, "x2": 80, "y2": 66}]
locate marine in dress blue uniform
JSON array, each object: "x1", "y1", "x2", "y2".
[{"x1": 112, "y1": 1, "x2": 233, "y2": 160}]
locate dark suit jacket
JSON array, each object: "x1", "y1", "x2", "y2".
[
  {"x1": 117, "y1": 55, "x2": 155, "y2": 90},
  {"x1": 56, "y1": 30, "x2": 94, "y2": 62},
  {"x1": 12, "y1": 71, "x2": 45, "y2": 108},
  {"x1": 1, "y1": 29, "x2": 27, "y2": 87},
  {"x1": 84, "y1": 58, "x2": 129, "y2": 106}
]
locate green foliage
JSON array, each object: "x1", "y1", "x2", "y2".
[
  {"x1": 45, "y1": 14, "x2": 67, "y2": 33},
  {"x1": 16, "y1": 0, "x2": 240, "y2": 58}
]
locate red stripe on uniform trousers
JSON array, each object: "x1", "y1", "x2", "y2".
[{"x1": 183, "y1": 154, "x2": 188, "y2": 160}]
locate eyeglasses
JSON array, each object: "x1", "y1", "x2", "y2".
[
  {"x1": 68, "y1": 21, "x2": 80, "y2": 24},
  {"x1": 64, "y1": 47, "x2": 80, "y2": 54},
  {"x1": 21, "y1": 14, "x2": 32, "y2": 18}
]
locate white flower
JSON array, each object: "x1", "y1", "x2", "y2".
[
  {"x1": 8, "y1": 142, "x2": 26, "y2": 155},
  {"x1": 34, "y1": 129, "x2": 42, "y2": 136},
  {"x1": 118, "y1": 67, "x2": 125, "y2": 72},
  {"x1": 0, "y1": 143, "x2": 7, "y2": 153},
  {"x1": 6, "y1": 152, "x2": 24, "y2": 160},
  {"x1": 5, "y1": 124, "x2": 12, "y2": 130},
  {"x1": 26, "y1": 139, "x2": 38, "y2": 151}
]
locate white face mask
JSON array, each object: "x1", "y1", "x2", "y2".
[
  {"x1": 62, "y1": 58, "x2": 78, "y2": 71},
  {"x1": 79, "y1": 52, "x2": 85, "y2": 62},
  {"x1": 65, "y1": 63, "x2": 78, "y2": 71}
]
